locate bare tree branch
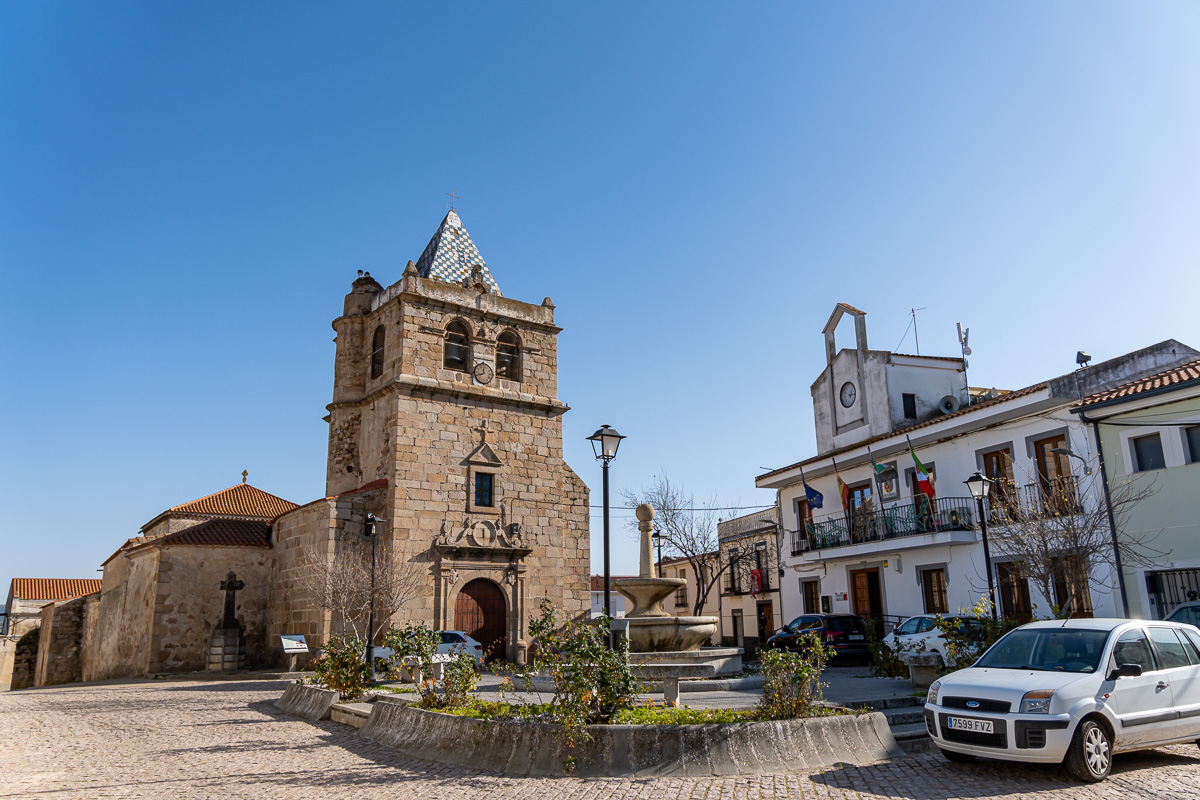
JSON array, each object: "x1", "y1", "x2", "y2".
[
  {"x1": 984, "y1": 461, "x2": 1161, "y2": 619},
  {"x1": 622, "y1": 474, "x2": 753, "y2": 616},
  {"x1": 297, "y1": 526, "x2": 424, "y2": 642}
]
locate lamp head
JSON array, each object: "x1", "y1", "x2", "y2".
[
  {"x1": 587, "y1": 424, "x2": 625, "y2": 461},
  {"x1": 964, "y1": 472, "x2": 992, "y2": 500}
]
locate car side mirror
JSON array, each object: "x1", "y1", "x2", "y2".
[{"x1": 1107, "y1": 663, "x2": 1143, "y2": 680}]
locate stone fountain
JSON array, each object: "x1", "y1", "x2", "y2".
[{"x1": 613, "y1": 505, "x2": 741, "y2": 678}]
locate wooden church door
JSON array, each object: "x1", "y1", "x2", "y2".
[{"x1": 454, "y1": 578, "x2": 507, "y2": 663}]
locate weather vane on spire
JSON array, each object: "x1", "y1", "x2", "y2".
[{"x1": 445, "y1": 188, "x2": 460, "y2": 211}]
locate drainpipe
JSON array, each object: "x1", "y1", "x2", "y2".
[{"x1": 1084, "y1": 415, "x2": 1129, "y2": 617}]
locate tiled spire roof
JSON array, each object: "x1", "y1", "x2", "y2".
[
  {"x1": 413, "y1": 210, "x2": 502, "y2": 296},
  {"x1": 10, "y1": 578, "x2": 101, "y2": 601},
  {"x1": 167, "y1": 483, "x2": 298, "y2": 520}
]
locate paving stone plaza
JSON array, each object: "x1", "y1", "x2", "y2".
[{"x1": 3, "y1": 679, "x2": 1200, "y2": 799}]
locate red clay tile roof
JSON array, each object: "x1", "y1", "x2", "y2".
[
  {"x1": 1077, "y1": 359, "x2": 1200, "y2": 408},
  {"x1": 168, "y1": 483, "x2": 298, "y2": 519},
  {"x1": 10, "y1": 578, "x2": 101, "y2": 601},
  {"x1": 155, "y1": 518, "x2": 272, "y2": 548},
  {"x1": 756, "y1": 382, "x2": 1049, "y2": 481}
]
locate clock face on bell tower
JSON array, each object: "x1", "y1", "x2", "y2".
[{"x1": 839, "y1": 381, "x2": 857, "y2": 408}]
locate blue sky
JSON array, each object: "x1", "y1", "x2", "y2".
[{"x1": 3, "y1": 3, "x2": 1200, "y2": 592}]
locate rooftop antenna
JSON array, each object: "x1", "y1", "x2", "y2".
[
  {"x1": 957, "y1": 323, "x2": 971, "y2": 406},
  {"x1": 910, "y1": 307, "x2": 927, "y2": 355}
]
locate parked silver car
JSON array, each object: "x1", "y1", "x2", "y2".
[{"x1": 925, "y1": 618, "x2": 1200, "y2": 782}]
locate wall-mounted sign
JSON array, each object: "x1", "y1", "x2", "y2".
[{"x1": 280, "y1": 634, "x2": 309, "y2": 654}]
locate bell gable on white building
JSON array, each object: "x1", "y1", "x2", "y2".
[{"x1": 813, "y1": 303, "x2": 970, "y2": 456}]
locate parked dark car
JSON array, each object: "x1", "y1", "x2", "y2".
[{"x1": 766, "y1": 613, "x2": 871, "y2": 664}]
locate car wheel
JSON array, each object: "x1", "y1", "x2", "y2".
[
  {"x1": 939, "y1": 747, "x2": 976, "y2": 764},
  {"x1": 1065, "y1": 718, "x2": 1112, "y2": 782}
]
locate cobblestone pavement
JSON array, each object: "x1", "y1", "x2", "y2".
[{"x1": 4, "y1": 679, "x2": 1200, "y2": 799}]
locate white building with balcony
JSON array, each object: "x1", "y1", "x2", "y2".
[{"x1": 756, "y1": 303, "x2": 1197, "y2": 627}]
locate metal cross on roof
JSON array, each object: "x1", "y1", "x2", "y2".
[{"x1": 445, "y1": 188, "x2": 460, "y2": 210}]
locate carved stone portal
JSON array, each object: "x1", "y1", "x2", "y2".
[{"x1": 434, "y1": 533, "x2": 531, "y2": 666}]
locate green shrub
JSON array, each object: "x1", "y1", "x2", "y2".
[
  {"x1": 935, "y1": 598, "x2": 1022, "y2": 672},
  {"x1": 440, "y1": 653, "x2": 479, "y2": 708},
  {"x1": 866, "y1": 623, "x2": 910, "y2": 678},
  {"x1": 311, "y1": 633, "x2": 371, "y2": 700},
  {"x1": 519, "y1": 600, "x2": 640, "y2": 768},
  {"x1": 757, "y1": 633, "x2": 832, "y2": 719},
  {"x1": 381, "y1": 623, "x2": 441, "y2": 694},
  {"x1": 612, "y1": 706, "x2": 756, "y2": 725}
]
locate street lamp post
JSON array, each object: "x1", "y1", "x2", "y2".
[
  {"x1": 362, "y1": 512, "x2": 384, "y2": 675},
  {"x1": 587, "y1": 424, "x2": 626, "y2": 648},
  {"x1": 964, "y1": 473, "x2": 998, "y2": 620},
  {"x1": 651, "y1": 528, "x2": 664, "y2": 577}
]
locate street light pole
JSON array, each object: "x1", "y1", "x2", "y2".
[
  {"x1": 587, "y1": 425, "x2": 626, "y2": 649},
  {"x1": 965, "y1": 473, "x2": 998, "y2": 620},
  {"x1": 363, "y1": 512, "x2": 383, "y2": 675}
]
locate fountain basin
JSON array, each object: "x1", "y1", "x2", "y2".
[
  {"x1": 613, "y1": 576, "x2": 684, "y2": 618},
  {"x1": 624, "y1": 615, "x2": 718, "y2": 653}
]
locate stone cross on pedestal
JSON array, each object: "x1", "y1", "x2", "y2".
[
  {"x1": 218, "y1": 571, "x2": 244, "y2": 629},
  {"x1": 209, "y1": 571, "x2": 247, "y2": 672}
]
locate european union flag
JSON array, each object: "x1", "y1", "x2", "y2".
[{"x1": 804, "y1": 482, "x2": 823, "y2": 509}]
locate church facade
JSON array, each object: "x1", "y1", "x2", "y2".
[
  {"x1": 27, "y1": 210, "x2": 590, "y2": 685},
  {"x1": 266, "y1": 210, "x2": 591, "y2": 666}
]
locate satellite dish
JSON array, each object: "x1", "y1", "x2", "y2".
[{"x1": 938, "y1": 395, "x2": 961, "y2": 414}]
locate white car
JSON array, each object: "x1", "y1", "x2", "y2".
[
  {"x1": 373, "y1": 630, "x2": 486, "y2": 667},
  {"x1": 883, "y1": 614, "x2": 984, "y2": 666},
  {"x1": 925, "y1": 618, "x2": 1200, "y2": 782}
]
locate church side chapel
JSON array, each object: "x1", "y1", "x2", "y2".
[{"x1": 45, "y1": 209, "x2": 590, "y2": 685}]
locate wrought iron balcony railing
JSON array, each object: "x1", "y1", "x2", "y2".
[{"x1": 790, "y1": 475, "x2": 1085, "y2": 555}]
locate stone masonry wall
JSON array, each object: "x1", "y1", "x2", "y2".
[
  {"x1": 84, "y1": 547, "x2": 160, "y2": 681},
  {"x1": 10, "y1": 634, "x2": 37, "y2": 691},
  {"x1": 265, "y1": 500, "x2": 340, "y2": 667},
  {"x1": 148, "y1": 545, "x2": 272, "y2": 674},
  {"x1": 34, "y1": 594, "x2": 92, "y2": 687},
  {"x1": 0, "y1": 639, "x2": 17, "y2": 691}
]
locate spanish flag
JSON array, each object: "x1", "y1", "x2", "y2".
[{"x1": 833, "y1": 458, "x2": 852, "y2": 511}]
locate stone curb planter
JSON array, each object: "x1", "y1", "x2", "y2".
[
  {"x1": 906, "y1": 654, "x2": 942, "y2": 690},
  {"x1": 351, "y1": 697, "x2": 904, "y2": 777},
  {"x1": 275, "y1": 682, "x2": 339, "y2": 721}
]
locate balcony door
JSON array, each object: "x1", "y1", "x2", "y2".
[
  {"x1": 981, "y1": 447, "x2": 1017, "y2": 518},
  {"x1": 997, "y1": 561, "x2": 1033, "y2": 622},
  {"x1": 1033, "y1": 435, "x2": 1074, "y2": 513},
  {"x1": 850, "y1": 567, "x2": 883, "y2": 635},
  {"x1": 848, "y1": 483, "x2": 874, "y2": 542}
]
